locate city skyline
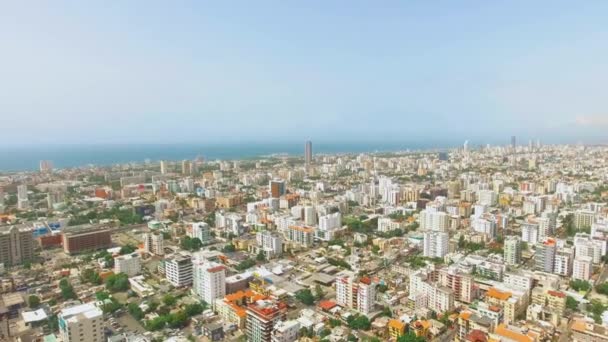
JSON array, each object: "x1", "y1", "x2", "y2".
[{"x1": 2, "y1": 1, "x2": 608, "y2": 145}]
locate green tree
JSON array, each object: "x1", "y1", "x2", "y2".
[
  {"x1": 566, "y1": 296, "x2": 579, "y2": 311},
  {"x1": 347, "y1": 315, "x2": 371, "y2": 330},
  {"x1": 119, "y1": 244, "x2": 137, "y2": 255},
  {"x1": 314, "y1": 284, "x2": 325, "y2": 300},
  {"x1": 397, "y1": 332, "x2": 426, "y2": 342},
  {"x1": 128, "y1": 303, "x2": 145, "y2": 320},
  {"x1": 163, "y1": 294, "x2": 177, "y2": 307},
  {"x1": 184, "y1": 303, "x2": 204, "y2": 317},
  {"x1": 570, "y1": 279, "x2": 591, "y2": 292},
  {"x1": 222, "y1": 244, "x2": 236, "y2": 253},
  {"x1": 295, "y1": 289, "x2": 315, "y2": 306},
  {"x1": 256, "y1": 250, "x2": 266, "y2": 262},
  {"x1": 105, "y1": 273, "x2": 130, "y2": 292},
  {"x1": 28, "y1": 295, "x2": 40, "y2": 308}
]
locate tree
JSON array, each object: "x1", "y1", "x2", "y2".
[
  {"x1": 596, "y1": 283, "x2": 608, "y2": 295},
  {"x1": 256, "y1": 250, "x2": 266, "y2": 262},
  {"x1": 59, "y1": 278, "x2": 77, "y2": 300},
  {"x1": 184, "y1": 303, "x2": 204, "y2": 317},
  {"x1": 371, "y1": 245, "x2": 380, "y2": 254},
  {"x1": 314, "y1": 284, "x2": 325, "y2": 300},
  {"x1": 566, "y1": 296, "x2": 579, "y2": 311},
  {"x1": 397, "y1": 332, "x2": 426, "y2": 342},
  {"x1": 180, "y1": 236, "x2": 203, "y2": 252},
  {"x1": 119, "y1": 244, "x2": 137, "y2": 255},
  {"x1": 328, "y1": 318, "x2": 342, "y2": 328},
  {"x1": 570, "y1": 279, "x2": 591, "y2": 292},
  {"x1": 95, "y1": 291, "x2": 110, "y2": 301},
  {"x1": 81, "y1": 268, "x2": 102, "y2": 285},
  {"x1": 377, "y1": 284, "x2": 389, "y2": 293},
  {"x1": 347, "y1": 315, "x2": 371, "y2": 330},
  {"x1": 222, "y1": 244, "x2": 236, "y2": 253},
  {"x1": 296, "y1": 289, "x2": 315, "y2": 306},
  {"x1": 105, "y1": 273, "x2": 130, "y2": 292},
  {"x1": 28, "y1": 295, "x2": 40, "y2": 308},
  {"x1": 128, "y1": 303, "x2": 145, "y2": 320},
  {"x1": 235, "y1": 258, "x2": 256, "y2": 271},
  {"x1": 167, "y1": 311, "x2": 188, "y2": 328},
  {"x1": 163, "y1": 294, "x2": 177, "y2": 307},
  {"x1": 382, "y1": 305, "x2": 392, "y2": 317}
]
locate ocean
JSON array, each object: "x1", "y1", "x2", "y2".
[{"x1": 0, "y1": 141, "x2": 455, "y2": 172}]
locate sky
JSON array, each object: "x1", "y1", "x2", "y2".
[{"x1": 1, "y1": 1, "x2": 607, "y2": 146}]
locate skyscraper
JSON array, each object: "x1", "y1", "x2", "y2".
[
  {"x1": 305, "y1": 140, "x2": 312, "y2": 165},
  {"x1": 511, "y1": 136, "x2": 516, "y2": 149},
  {"x1": 504, "y1": 236, "x2": 522, "y2": 265}
]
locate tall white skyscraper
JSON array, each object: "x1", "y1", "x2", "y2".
[
  {"x1": 423, "y1": 231, "x2": 449, "y2": 258},
  {"x1": 193, "y1": 259, "x2": 226, "y2": 308},
  {"x1": 143, "y1": 231, "x2": 164, "y2": 256},
  {"x1": 160, "y1": 160, "x2": 168, "y2": 174}
]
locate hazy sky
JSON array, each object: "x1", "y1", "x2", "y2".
[{"x1": 1, "y1": 1, "x2": 607, "y2": 145}]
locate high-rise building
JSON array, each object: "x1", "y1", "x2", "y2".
[
  {"x1": 193, "y1": 260, "x2": 226, "y2": 309},
  {"x1": 305, "y1": 141, "x2": 312, "y2": 165},
  {"x1": 160, "y1": 160, "x2": 168, "y2": 174},
  {"x1": 0, "y1": 226, "x2": 35, "y2": 266},
  {"x1": 114, "y1": 253, "x2": 142, "y2": 277},
  {"x1": 504, "y1": 236, "x2": 522, "y2": 265},
  {"x1": 17, "y1": 184, "x2": 29, "y2": 210},
  {"x1": 58, "y1": 303, "x2": 104, "y2": 342},
  {"x1": 39, "y1": 160, "x2": 53, "y2": 173},
  {"x1": 182, "y1": 160, "x2": 192, "y2": 175},
  {"x1": 423, "y1": 231, "x2": 448, "y2": 258},
  {"x1": 286, "y1": 226, "x2": 314, "y2": 248},
  {"x1": 420, "y1": 210, "x2": 449, "y2": 232},
  {"x1": 269, "y1": 179, "x2": 286, "y2": 198},
  {"x1": 316, "y1": 212, "x2": 342, "y2": 241},
  {"x1": 256, "y1": 231, "x2": 283, "y2": 258},
  {"x1": 521, "y1": 223, "x2": 539, "y2": 245},
  {"x1": 191, "y1": 222, "x2": 212, "y2": 245},
  {"x1": 335, "y1": 274, "x2": 377, "y2": 315},
  {"x1": 143, "y1": 231, "x2": 164, "y2": 255},
  {"x1": 573, "y1": 256, "x2": 593, "y2": 281},
  {"x1": 246, "y1": 299, "x2": 287, "y2": 342},
  {"x1": 164, "y1": 253, "x2": 193, "y2": 287},
  {"x1": 511, "y1": 135, "x2": 516, "y2": 149},
  {"x1": 535, "y1": 239, "x2": 556, "y2": 273}
]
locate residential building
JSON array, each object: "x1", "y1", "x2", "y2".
[
  {"x1": 271, "y1": 320, "x2": 300, "y2": 342},
  {"x1": 191, "y1": 222, "x2": 212, "y2": 245},
  {"x1": 256, "y1": 231, "x2": 283, "y2": 258},
  {"x1": 336, "y1": 274, "x2": 377, "y2": 315},
  {"x1": 286, "y1": 226, "x2": 314, "y2": 248},
  {"x1": 114, "y1": 253, "x2": 142, "y2": 277},
  {"x1": 0, "y1": 226, "x2": 34, "y2": 266},
  {"x1": 143, "y1": 231, "x2": 164, "y2": 256},
  {"x1": 246, "y1": 299, "x2": 288, "y2": 342},
  {"x1": 193, "y1": 260, "x2": 226, "y2": 309},
  {"x1": 573, "y1": 256, "x2": 593, "y2": 281},
  {"x1": 58, "y1": 303, "x2": 104, "y2": 342},
  {"x1": 504, "y1": 236, "x2": 522, "y2": 265},
  {"x1": 535, "y1": 239, "x2": 556, "y2": 273},
  {"x1": 269, "y1": 179, "x2": 286, "y2": 198},
  {"x1": 423, "y1": 231, "x2": 448, "y2": 258},
  {"x1": 164, "y1": 253, "x2": 193, "y2": 287}
]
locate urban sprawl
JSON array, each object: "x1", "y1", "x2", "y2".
[{"x1": 2, "y1": 140, "x2": 608, "y2": 342}]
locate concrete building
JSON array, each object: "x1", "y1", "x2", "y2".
[
  {"x1": 193, "y1": 260, "x2": 226, "y2": 309},
  {"x1": 271, "y1": 319, "x2": 300, "y2": 342},
  {"x1": 0, "y1": 226, "x2": 34, "y2": 266},
  {"x1": 191, "y1": 222, "x2": 212, "y2": 245},
  {"x1": 535, "y1": 239, "x2": 556, "y2": 273},
  {"x1": 521, "y1": 223, "x2": 539, "y2": 245},
  {"x1": 504, "y1": 236, "x2": 522, "y2": 265},
  {"x1": 256, "y1": 231, "x2": 283, "y2": 258},
  {"x1": 304, "y1": 141, "x2": 312, "y2": 165},
  {"x1": 423, "y1": 231, "x2": 448, "y2": 258},
  {"x1": 58, "y1": 303, "x2": 104, "y2": 342},
  {"x1": 316, "y1": 212, "x2": 342, "y2": 241},
  {"x1": 269, "y1": 179, "x2": 286, "y2": 198},
  {"x1": 114, "y1": 253, "x2": 142, "y2": 277},
  {"x1": 335, "y1": 274, "x2": 377, "y2": 315},
  {"x1": 573, "y1": 256, "x2": 593, "y2": 281},
  {"x1": 62, "y1": 225, "x2": 112, "y2": 254},
  {"x1": 246, "y1": 299, "x2": 288, "y2": 342},
  {"x1": 143, "y1": 231, "x2": 164, "y2": 256},
  {"x1": 286, "y1": 226, "x2": 314, "y2": 248},
  {"x1": 164, "y1": 253, "x2": 193, "y2": 287},
  {"x1": 420, "y1": 210, "x2": 449, "y2": 232}
]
